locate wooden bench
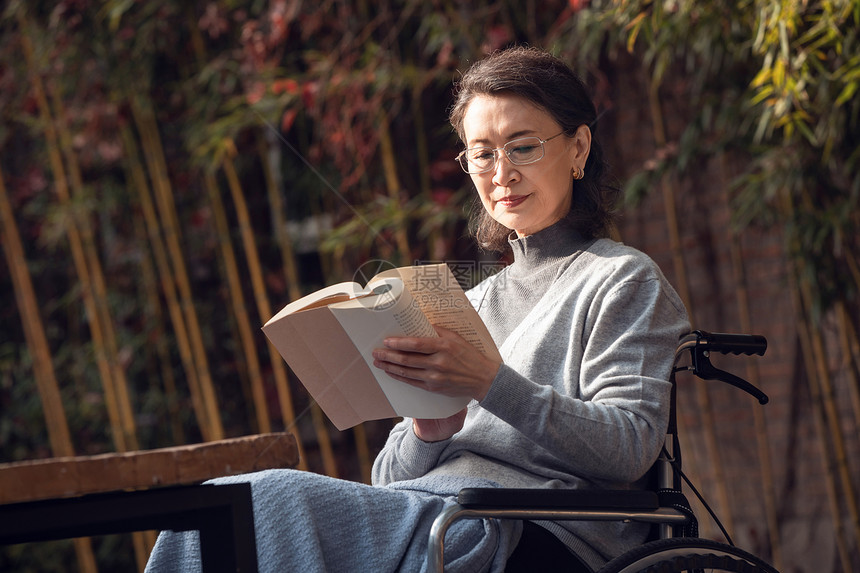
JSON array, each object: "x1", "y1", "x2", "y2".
[{"x1": 0, "y1": 432, "x2": 299, "y2": 572}]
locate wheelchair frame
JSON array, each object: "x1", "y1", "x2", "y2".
[{"x1": 427, "y1": 330, "x2": 778, "y2": 573}]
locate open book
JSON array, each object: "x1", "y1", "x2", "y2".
[{"x1": 262, "y1": 264, "x2": 501, "y2": 430}]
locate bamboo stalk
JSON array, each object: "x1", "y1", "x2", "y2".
[
  {"x1": 224, "y1": 149, "x2": 340, "y2": 475},
  {"x1": 205, "y1": 170, "x2": 270, "y2": 434},
  {"x1": 835, "y1": 301, "x2": 860, "y2": 429},
  {"x1": 129, "y1": 94, "x2": 224, "y2": 440},
  {"x1": 48, "y1": 66, "x2": 153, "y2": 572},
  {"x1": 1, "y1": 166, "x2": 98, "y2": 573},
  {"x1": 19, "y1": 13, "x2": 142, "y2": 569},
  {"x1": 646, "y1": 79, "x2": 734, "y2": 535},
  {"x1": 378, "y1": 112, "x2": 413, "y2": 262},
  {"x1": 728, "y1": 231, "x2": 783, "y2": 570},
  {"x1": 791, "y1": 283, "x2": 853, "y2": 572},
  {"x1": 791, "y1": 202, "x2": 860, "y2": 553},
  {"x1": 272, "y1": 103, "x2": 342, "y2": 476},
  {"x1": 802, "y1": 291, "x2": 860, "y2": 546},
  {"x1": 120, "y1": 124, "x2": 210, "y2": 439},
  {"x1": 255, "y1": 132, "x2": 309, "y2": 470},
  {"x1": 410, "y1": 78, "x2": 446, "y2": 261},
  {"x1": 22, "y1": 39, "x2": 156, "y2": 566},
  {"x1": 186, "y1": 11, "x2": 312, "y2": 471},
  {"x1": 411, "y1": 80, "x2": 431, "y2": 203},
  {"x1": 224, "y1": 295, "x2": 257, "y2": 426},
  {"x1": 800, "y1": 294, "x2": 860, "y2": 546},
  {"x1": 19, "y1": 12, "x2": 127, "y2": 455},
  {"x1": 353, "y1": 423, "x2": 372, "y2": 484},
  {"x1": 49, "y1": 87, "x2": 141, "y2": 452},
  {"x1": 718, "y1": 151, "x2": 782, "y2": 566},
  {"x1": 134, "y1": 215, "x2": 185, "y2": 444},
  {"x1": 310, "y1": 404, "x2": 339, "y2": 477},
  {"x1": 219, "y1": 150, "x2": 278, "y2": 435},
  {"x1": 256, "y1": 133, "x2": 303, "y2": 303},
  {"x1": 0, "y1": 169, "x2": 75, "y2": 464},
  {"x1": 348, "y1": 110, "x2": 415, "y2": 478},
  {"x1": 846, "y1": 248, "x2": 860, "y2": 303},
  {"x1": 782, "y1": 193, "x2": 855, "y2": 571}
]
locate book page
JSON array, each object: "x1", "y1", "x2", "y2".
[
  {"x1": 329, "y1": 278, "x2": 470, "y2": 419},
  {"x1": 265, "y1": 281, "x2": 364, "y2": 324},
  {"x1": 376, "y1": 264, "x2": 502, "y2": 362},
  {"x1": 263, "y1": 306, "x2": 397, "y2": 430}
]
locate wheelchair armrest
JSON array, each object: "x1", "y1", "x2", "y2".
[
  {"x1": 457, "y1": 488, "x2": 660, "y2": 511},
  {"x1": 429, "y1": 489, "x2": 680, "y2": 572}
]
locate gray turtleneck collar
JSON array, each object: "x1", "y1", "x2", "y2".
[{"x1": 480, "y1": 220, "x2": 593, "y2": 345}]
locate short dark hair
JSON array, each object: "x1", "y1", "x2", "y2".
[{"x1": 449, "y1": 46, "x2": 619, "y2": 251}]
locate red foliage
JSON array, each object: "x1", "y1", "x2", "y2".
[
  {"x1": 301, "y1": 81, "x2": 319, "y2": 110},
  {"x1": 280, "y1": 108, "x2": 298, "y2": 132},
  {"x1": 199, "y1": 3, "x2": 230, "y2": 39},
  {"x1": 482, "y1": 25, "x2": 514, "y2": 54},
  {"x1": 271, "y1": 78, "x2": 300, "y2": 95},
  {"x1": 431, "y1": 187, "x2": 455, "y2": 206}
]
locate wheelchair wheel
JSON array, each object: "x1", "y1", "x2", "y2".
[{"x1": 595, "y1": 538, "x2": 779, "y2": 573}]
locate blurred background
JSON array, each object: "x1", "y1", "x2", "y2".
[{"x1": 1, "y1": 1, "x2": 858, "y2": 571}]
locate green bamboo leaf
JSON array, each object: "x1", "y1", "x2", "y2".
[
  {"x1": 751, "y1": 66, "x2": 772, "y2": 89},
  {"x1": 754, "y1": 105, "x2": 774, "y2": 143},
  {"x1": 98, "y1": 0, "x2": 136, "y2": 32},
  {"x1": 750, "y1": 85, "x2": 775, "y2": 105},
  {"x1": 626, "y1": 12, "x2": 647, "y2": 53},
  {"x1": 779, "y1": 19, "x2": 791, "y2": 61},
  {"x1": 794, "y1": 115, "x2": 818, "y2": 144},
  {"x1": 753, "y1": 4, "x2": 768, "y2": 52},
  {"x1": 775, "y1": 57, "x2": 788, "y2": 89},
  {"x1": 835, "y1": 81, "x2": 858, "y2": 105}
]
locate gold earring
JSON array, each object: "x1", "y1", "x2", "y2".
[{"x1": 573, "y1": 167, "x2": 584, "y2": 180}]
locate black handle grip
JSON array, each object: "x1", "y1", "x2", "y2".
[
  {"x1": 695, "y1": 330, "x2": 767, "y2": 356},
  {"x1": 681, "y1": 331, "x2": 770, "y2": 404}
]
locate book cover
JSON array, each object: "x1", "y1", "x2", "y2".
[{"x1": 262, "y1": 264, "x2": 500, "y2": 430}]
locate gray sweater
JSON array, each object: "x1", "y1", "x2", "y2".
[{"x1": 372, "y1": 221, "x2": 690, "y2": 568}]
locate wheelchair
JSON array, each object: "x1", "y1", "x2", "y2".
[{"x1": 428, "y1": 330, "x2": 780, "y2": 572}]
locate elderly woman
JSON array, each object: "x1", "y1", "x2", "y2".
[{"x1": 146, "y1": 46, "x2": 689, "y2": 573}]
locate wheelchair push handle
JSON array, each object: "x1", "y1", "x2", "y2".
[
  {"x1": 676, "y1": 330, "x2": 770, "y2": 405},
  {"x1": 680, "y1": 330, "x2": 767, "y2": 356},
  {"x1": 698, "y1": 330, "x2": 767, "y2": 356}
]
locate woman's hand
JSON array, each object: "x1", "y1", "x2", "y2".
[
  {"x1": 372, "y1": 325, "x2": 500, "y2": 400},
  {"x1": 412, "y1": 409, "x2": 468, "y2": 442},
  {"x1": 371, "y1": 325, "x2": 501, "y2": 440}
]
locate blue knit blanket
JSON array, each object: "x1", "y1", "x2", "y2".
[{"x1": 144, "y1": 469, "x2": 520, "y2": 573}]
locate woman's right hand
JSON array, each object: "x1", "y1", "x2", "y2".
[{"x1": 413, "y1": 408, "x2": 468, "y2": 442}]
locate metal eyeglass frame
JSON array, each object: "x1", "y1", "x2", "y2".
[{"x1": 455, "y1": 132, "x2": 565, "y2": 174}]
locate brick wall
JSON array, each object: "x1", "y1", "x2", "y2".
[{"x1": 602, "y1": 54, "x2": 859, "y2": 573}]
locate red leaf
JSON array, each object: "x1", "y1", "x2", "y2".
[
  {"x1": 281, "y1": 108, "x2": 298, "y2": 132},
  {"x1": 483, "y1": 26, "x2": 513, "y2": 52},
  {"x1": 431, "y1": 187, "x2": 454, "y2": 205},
  {"x1": 246, "y1": 82, "x2": 265, "y2": 104},
  {"x1": 272, "y1": 78, "x2": 300, "y2": 95},
  {"x1": 302, "y1": 81, "x2": 318, "y2": 109}
]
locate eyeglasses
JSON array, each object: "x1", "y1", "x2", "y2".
[{"x1": 455, "y1": 132, "x2": 565, "y2": 174}]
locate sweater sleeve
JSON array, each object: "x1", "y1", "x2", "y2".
[
  {"x1": 371, "y1": 418, "x2": 452, "y2": 485},
  {"x1": 479, "y1": 269, "x2": 689, "y2": 483},
  {"x1": 371, "y1": 274, "x2": 500, "y2": 486}
]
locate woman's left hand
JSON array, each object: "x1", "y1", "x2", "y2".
[{"x1": 371, "y1": 325, "x2": 501, "y2": 402}]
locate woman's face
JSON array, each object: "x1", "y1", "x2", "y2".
[{"x1": 462, "y1": 93, "x2": 590, "y2": 237}]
